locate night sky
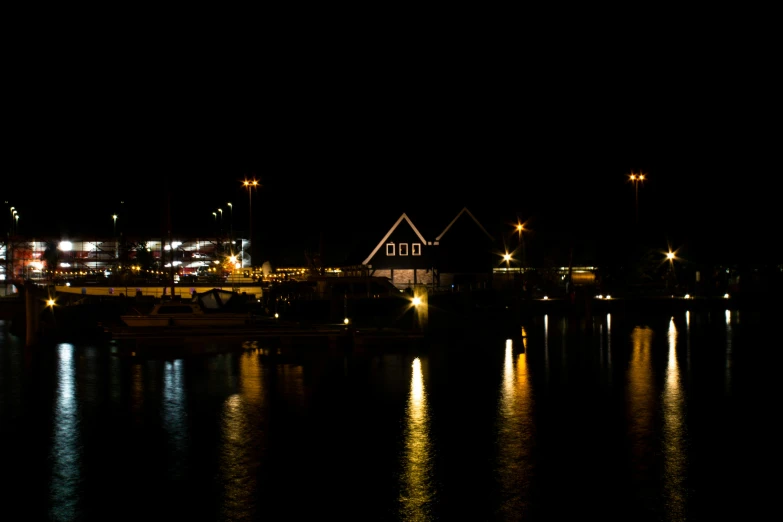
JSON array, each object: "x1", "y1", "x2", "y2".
[{"x1": 4, "y1": 44, "x2": 777, "y2": 268}]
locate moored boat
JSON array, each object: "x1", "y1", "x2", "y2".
[{"x1": 120, "y1": 301, "x2": 250, "y2": 327}]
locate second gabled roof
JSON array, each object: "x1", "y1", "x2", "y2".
[
  {"x1": 435, "y1": 207, "x2": 494, "y2": 241},
  {"x1": 362, "y1": 213, "x2": 429, "y2": 265}
]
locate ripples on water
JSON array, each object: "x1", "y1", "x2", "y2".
[{"x1": 0, "y1": 308, "x2": 780, "y2": 521}]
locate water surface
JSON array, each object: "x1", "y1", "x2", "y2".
[{"x1": 1, "y1": 308, "x2": 779, "y2": 521}]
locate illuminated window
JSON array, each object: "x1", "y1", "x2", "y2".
[
  {"x1": 399, "y1": 243, "x2": 409, "y2": 256},
  {"x1": 386, "y1": 243, "x2": 395, "y2": 256},
  {"x1": 412, "y1": 243, "x2": 421, "y2": 256}
]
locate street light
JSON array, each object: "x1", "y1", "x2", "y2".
[
  {"x1": 112, "y1": 214, "x2": 118, "y2": 235},
  {"x1": 629, "y1": 171, "x2": 646, "y2": 224},
  {"x1": 217, "y1": 208, "x2": 223, "y2": 235},
  {"x1": 242, "y1": 179, "x2": 260, "y2": 266},
  {"x1": 664, "y1": 248, "x2": 680, "y2": 291},
  {"x1": 227, "y1": 202, "x2": 233, "y2": 241},
  {"x1": 515, "y1": 222, "x2": 527, "y2": 269}
]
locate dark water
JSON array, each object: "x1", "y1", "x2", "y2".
[{"x1": 1, "y1": 308, "x2": 780, "y2": 521}]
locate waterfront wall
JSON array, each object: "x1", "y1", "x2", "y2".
[{"x1": 54, "y1": 285, "x2": 264, "y2": 300}]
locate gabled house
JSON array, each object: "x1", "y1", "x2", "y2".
[
  {"x1": 362, "y1": 213, "x2": 436, "y2": 289},
  {"x1": 360, "y1": 208, "x2": 496, "y2": 291},
  {"x1": 434, "y1": 207, "x2": 495, "y2": 288}
]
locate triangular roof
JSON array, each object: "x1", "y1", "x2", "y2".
[
  {"x1": 435, "y1": 207, "x2": 494, "y2": 241},
  {"x1": 362, "y1": 213, "x2": 428, "y2": 265}
]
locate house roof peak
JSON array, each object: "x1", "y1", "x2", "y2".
[{"x1": 435, "y1": 207, "x2": 494, "y2": 241}]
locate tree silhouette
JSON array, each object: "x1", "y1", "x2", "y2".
[
  {"x1": 134, "y1": 242, "x2": 155, "y2": 271},
  {"x1": 42, "y1": 240, "x2": 59, "y2": 281}
]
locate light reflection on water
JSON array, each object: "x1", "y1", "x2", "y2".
[
  {"x1": 663, "y1": 317, "x2": 687, "y2": 519},
  {"x1": 543, "y1": 314, "x2": 549, "y2": 383},
  {"x1": 218, "y1": 351, "x2": 266, "y2": 520},
  {"x1": 163, "y1": 359, "x2": 188, "y2": 480},
  {"x1": 627, "y1": 326, "x2": 655, "y2": 510},
  {"x1": 50, "y1": 343, "x2": 81, "y2": 521},
  {"x1": 495, "y1": 338, "x2": 535, "y2": 519},
  {"x1": 399, "y1": 357, "x2": 434, "y2": 521},
  {"x1": 1, "y1": 307, "x2": 776, "y2": 520}
]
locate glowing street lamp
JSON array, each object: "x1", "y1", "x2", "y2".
[
  {"x1": 515, "y1": 222, "x2": 527, "y2": 269},
  {"x1": 112, "y1": 214, "x2": 118, "y2": 235},
  {"x1": 664, "y1": 248, "x2": 680, "y2": 291},
  {"x1": 242, "y1": 179, "x2": 261, "y2": 266},
  {"x1": 502, "y1": 253, "x2": 512, "y2": 275},
  {"x1": 227, "y1": 202, "x2": 233, "y2": 240}
]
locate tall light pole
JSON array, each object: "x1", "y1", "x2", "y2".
[
  {"x1": 112, "y1": 214, "x2": 118, "y2": 262},
  {"x1": 666, "y1": 250, "x2": 676, "y2": 291},
  {"x1": 13, "y1": 213, "x2": 18, "y2": 235},
  {"x1": 242, "y1": 179, "x2": 260, "y2": 267},
  {"x1": 516, "y1": 222, "x2": 526, "y2": 270},
  {"x1": 227, "y1": 202, "x2": 233, "y2": 242},
  {"x1": 629, "y1": 171, "x2": 646, "y2": 225},
  {"x1": 217, "y1": 207, "x2": 223, "y2": 235},
  {"x1": 9, "y1": 207, "x2": 14, "y2": 235}
]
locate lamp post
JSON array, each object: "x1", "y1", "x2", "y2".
[
  {"x1": 516, "y1": 223, "x2": 526, "y2": 270},
  {"x1": 242, "y1": 179, "x2": 260, "y2": 267},
  {"x1": 665, "y1": 249, "x2": 678, "y2": 291},
  {"x1": 14, "y1": 213, "x2": 18, "y2": 234},
  {"x1": 227, "y1": 202, "x2": 233, "y2": 242},
  {"x1": 629, "y1": 172, "x2": 646, "y2": 225},
  {"x1": 217, "y1": 208, "x2": 223, "y2": 235},
  {"x1": 9, "y1": 206, "x2": 14, "y2": 235},
  {"x1": 112, "y1": 214, "x2": 118, "y2": 262}
]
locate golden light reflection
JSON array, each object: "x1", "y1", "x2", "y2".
[
  {"x1": 50, "y1": 344, "x2": 80, "y2": 521},
  {"x1": 544, "y1": 315, "x2": 549, "y2": 382},
  {"x1": 686, "y1": 311, "x2": 691, "y2": 372},
  {"x1": 240, "y1": 350, "x2": 264, "y2": 406},
  {"x1": 627, "y1": 326, "x2": 654, "y2": 488},
  {"x1": 607, "y1": 313, "x2": 612, "y2": 379},
  {"x1": 520, "y1": 326, "x2": 528, "y2": 352},
  {"x1": 220, "y1": 352, "x2": 266, "y2": 520},
  {"x1": 220, "y1": 392, "x2": 258, "y2": 519},
  {"x1": 663, "y1": 318, "x2": 687, "y2": 517},
  {"x1": 496, "y1": 339, "x2": 535, "y2": 518},
  {"x1": 400, "y1": 357, "x2": 434, "y2": 520}
]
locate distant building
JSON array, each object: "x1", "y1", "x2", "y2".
[
  {"x1": 362, "y1": 213, "x2": 436, "y2": 288},
  {"x1": 1, "y1": 236, "x2": 250, "y2": 284},
  {"x1": 361, "y1": 207, "x2": 495, "y2": 291}
]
